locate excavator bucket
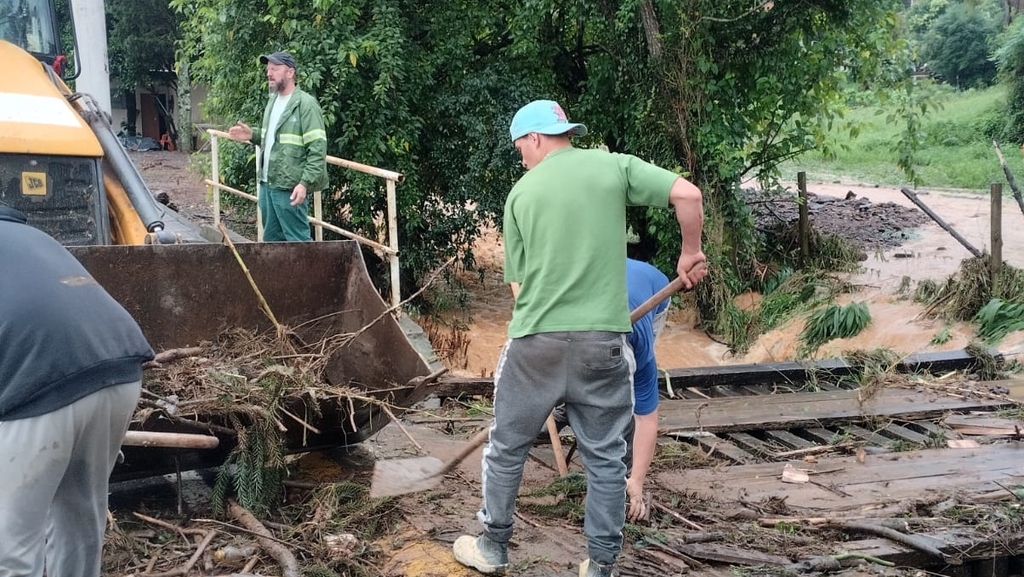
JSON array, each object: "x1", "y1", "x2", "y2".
[{"x1": 68, "y1": 241, "x2": 439, "y2": 482}]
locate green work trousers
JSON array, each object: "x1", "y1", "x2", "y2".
[{"x1": 258, "y1": 183, "x2": 312, "y2": 242}]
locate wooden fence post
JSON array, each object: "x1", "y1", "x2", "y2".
[
  {"x1": 991, "y1": 182, "x2": 1003, "y2": 294},
  {"x1": 798, "y1": 172, "x2": 809, "y2": 267}
]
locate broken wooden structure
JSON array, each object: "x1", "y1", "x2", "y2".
[{"x1": 454, "y1": 351, "x2": 1023, "y2": 576}]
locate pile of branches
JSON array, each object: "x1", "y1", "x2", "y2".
[
  {"x1": 105, "y1": 483, "x2": 403, "y2": 577},
  {"x1": 136, "y1": 328, "x2": 399, "y2": 516}
]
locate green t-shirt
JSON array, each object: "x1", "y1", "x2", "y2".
[{"x1": 503, "y1": 147, "x2": 678, "y2": 338}]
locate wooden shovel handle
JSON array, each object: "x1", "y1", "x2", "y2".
[
  {"x1": 437, "y1": 426, "x2": 491, "y2": 477},
  {"x1": 630, "y1": 276, "x2": 684, "y2": 324},
  {"x1": 122, "y1": 430, "x2": 220, "y2": 449},
  {"x1": 628, "y1": 263, "x2": 705, "y2": 325}
]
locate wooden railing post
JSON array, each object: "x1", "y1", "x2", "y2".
[
  {"x1": 313, "y1": 190, "x2": 324, "y2": 242},
  {"x1": 210, "y1": 133, "x2": 220, "y2": 229},
  {"x1": 255, "y1": 145, "x2": 263, "y2": 242},
  {"x1": 387, "y1": 178, "x2": 401, "y2": 308}
]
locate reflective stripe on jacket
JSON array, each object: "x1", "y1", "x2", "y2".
[{"x1": 252, "y1": 87, "x2": 329, "y2": 191}]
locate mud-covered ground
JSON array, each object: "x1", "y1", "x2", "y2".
[{"x1": 750, "y1": 187, "x2": 932, "y2": 251}]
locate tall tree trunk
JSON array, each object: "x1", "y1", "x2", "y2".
[
  {"x1": 177, "y1": 58, "x2": 193, "y2": 153},
  {"x1": 639, "y1": 0, "x2": 663, "y2": 59},
  {"x1": 124, "y1": 89, "x2": 137, "y2": 135}
]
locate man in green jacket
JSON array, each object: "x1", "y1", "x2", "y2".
[{"x1": 228, "y1": 51, "x2": 329, "y2": 241}]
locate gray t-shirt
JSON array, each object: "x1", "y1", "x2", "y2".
[{"x1": 261, "y1": 92, "x2": 292, "y2": 182}]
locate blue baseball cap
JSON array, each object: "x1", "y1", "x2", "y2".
[{"x1": 509, "y1": 100, "x2": 588, "y2": 142}]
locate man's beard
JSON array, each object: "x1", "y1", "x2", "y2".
[{"x1": 270, "y1": 79, "x2": 287, "y2": 93}]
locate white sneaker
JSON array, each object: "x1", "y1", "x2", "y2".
[
  {"x1": 453, "y1": 535, "x2": 509, "y2": 575},
  {"x1": 579, "y1": 558, "x2": 617, "y2": 577}
]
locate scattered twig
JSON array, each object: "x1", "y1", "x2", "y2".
[
  {"x1": 277, "y1": 404, "x2": 322, "y2": 436},
  {"x1": 140, "y1": 388, "x2": 180, "y2": 414},
  {"x1": 199, "y1": 513, "x2": 311, "y2": 554},
  {"x1": 651, "y1": 500, "x2": 706, "y2": 531},
  {"x1": 143, "y1": 346, "x2": 204, "y2": 369},
  {"x1": 218, "y1": 222, "x2": 284, "y2": 338},
  {"x1": 809, "y1": 479, "x2": 852, "y2": 498},
  {"x1": 834, "y1": 551, "x2": 894, "y2": 566},
  {"x1": 377, "y1": 402, "x2": 424, "y2": 453},
  {"x1": 226, "y1": 500, "x2": 301, "y2": 577},
  {"x1": 994, "y1": 480, "x2": 1024, "y2": 502},
  {"x1": 514, "y1": 510, "x2": 541, "y2": 528},
  {"x1": 133, "y1": 512, "x2": 203, "y2": 542},
  {"x1": 772, "y1": 442, "x2": 858, "y2": 459},
  {"x1": 829, "y1": 520, "x2": 959, "y2": 565},
  {"x1": 339, "y1": 255, "x2": 457, "y2": 346},
  {"x1": 146, "y1": 530, "x2": 216, "y2": 577}
]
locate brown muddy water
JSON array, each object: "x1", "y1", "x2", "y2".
[{"x1": 438, "y1": 181, "x2": 1024, "y2": 377}]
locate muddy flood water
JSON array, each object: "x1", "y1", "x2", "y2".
[{"x1": 437, "y1": 181, "x2": 1024, "y2": 377}]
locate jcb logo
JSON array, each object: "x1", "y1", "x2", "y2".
[{"x1": 21, "y1": 172, "x2": 47, "y2": 196}]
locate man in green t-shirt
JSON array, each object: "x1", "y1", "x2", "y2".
[{"x1": 453, "y1": 100, "x2": 706, "y2": 577}]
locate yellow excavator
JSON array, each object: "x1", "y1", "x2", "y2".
[{"x1": 1, "y1": 0, "x2": 437, "y2": 481}]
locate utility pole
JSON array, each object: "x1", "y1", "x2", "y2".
[{"x1": 70, "y1": 0, "x2": 111, "y2": 116}]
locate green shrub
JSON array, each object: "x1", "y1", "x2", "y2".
[
  {"x1": 975, "y1": 298, "x2": 1024, "y2": 343},
  {"x1": 799, "y1": 302, "x2": 872, "y2": 356}
]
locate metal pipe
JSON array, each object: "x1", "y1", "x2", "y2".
[{"x1": 80, "y1": 104, "x2": 165, "y2": 232}]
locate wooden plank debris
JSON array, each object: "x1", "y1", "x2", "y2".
[
  {"x1": 656, "y1": 443, "x2": 1024, "y2": 512},
  {"x1": 880, "y1": 423, "x2": 931, "y2": 445},
  {"x1": 944, "y1": 414, "x2": 1023, "y2": 437},
  {"x1": 658, "y1": 381, "x2": 1024, "y2": 435}
]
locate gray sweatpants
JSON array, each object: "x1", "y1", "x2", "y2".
[
  {"x1": 0, "y1": 380, "x2": 141, "y2": 577},
  {"x1": 479, "y1": 332, "x2": 635, "y2": 565}
]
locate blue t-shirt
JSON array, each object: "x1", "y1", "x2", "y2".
[{"x1": 627, "y1": 259, "x2": 670, "y2": 416}]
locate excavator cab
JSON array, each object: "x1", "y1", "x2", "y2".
[{"x1": 0, "y1": 0, "x2": 60, "y2": 64}]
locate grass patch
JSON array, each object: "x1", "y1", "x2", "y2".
[
  {"x1": 653, "y1": 441, "x2": 728, "y2": 470},
  {"x1": 782, "y1": 85, "x2": 1022, "y2": 190},
  {"x1": 518, "y1": 472, "x2": 588, "y2": 523}
]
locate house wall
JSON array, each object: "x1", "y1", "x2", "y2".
[{"x1": 108, "y1": 83, "x2": 210, "y2": 145}]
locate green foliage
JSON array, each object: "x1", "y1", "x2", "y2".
[
  {"x1": 974, "y1": 298, "x2": 1024, "y2": 343},
  {"x1": 171, "y1": 0, "x2": 536, "y2": 298},
  {"x1": 173, "y1": 0, "x2": 908, "y2": 317},
  {"x1": 519, "y1": 472, "x2": 587, "y2": 523},
  {"x1": 799, "y1": 302, "x2": 872, "y2": 356},
  {"x1": 919, "y1": 3, "x2": 1000, "y2": 89},
  {"x1": 995, "y1": 16, "x2": 1024, "y2": 143},
  {"x1": 786, "y1": 85, "x2": 1024, "y2": 189},
  {"x1": 931, "y1": 325, "x2": 953, "y2": 345},
  {"x1": 106, "y1": 0, "x2": 181, "y2": 91},
  {"x1": 213, "y1": 414, "x2": 286, "y2": 517},
  {"x1": 921, "y1": 257, "x2": 1024, "y2": 323}
]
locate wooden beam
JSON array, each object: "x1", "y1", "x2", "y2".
[{"x1": 429, "y1": 349, "x2": 990, "y2": 398}]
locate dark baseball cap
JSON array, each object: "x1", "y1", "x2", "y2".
[{"x1": 260, "y1": 51, "x2": 297, "y2": 69}]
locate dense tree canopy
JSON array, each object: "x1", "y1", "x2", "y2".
[
  {"x1": 172, "y1": 0, "x2": 906, "y2": 321},
  {"x1": 105, "y1": 0, "x2": 180, "y2": 92}
]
